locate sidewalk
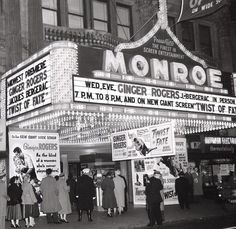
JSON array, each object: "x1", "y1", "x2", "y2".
[{"x1": 5, "y1": 199, "x2": 236, "y2": 229}]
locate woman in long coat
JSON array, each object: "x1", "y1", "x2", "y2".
[
  {"x1": 0, "y1": 172, "x2": 9, "y2": 229},
  {"x1": 101, "y1": 171, "x2": 117, "y2": 217},
  {"x1": 113, "y1": 169, "x2": 125, "y2": 215},
  {"x1": 57, "y1": 173, "x2": 72, "y2": 223},
  {"x1": 7, "y1": 176, "x2": 22, "y2": 228},
  {"x1": 76, "y1": 168, "x2": 96, "y2": 222},
  {"x1": 40, "y1": 168, "x2": 61, "y2": 224},
  {"x1": 21, "y1": 174, "x2": 37, "y2": 227}
]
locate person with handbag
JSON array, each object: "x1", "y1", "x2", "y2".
[
  {"x1": 30, "y1": 179, "x2": 41, "y2": 224},
  {"x1": 22, "y1": 174, "x2": 37, "y2": 228}
]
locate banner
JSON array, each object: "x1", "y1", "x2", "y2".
[
  {"x1": 9, "y1": 130, "x2": 60, "y2": 181},
  {"x1": 177, "y1": 0, "x2": 227, "y2": 23},
  {"x1": 111, "y1": 122, "x2": 175, "y2": 161},
  {"x1": 0, "y1": 120, "x2": 6, "y2": 151}
]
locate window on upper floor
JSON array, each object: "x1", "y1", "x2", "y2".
[
  {"x1": 180, "y1": 21, "x2": 213, "y2": 57},
  {"x1": 93, "y1": 0, "x2": 109, "y2": 32},
  {"x1": 181, "y1": 21, "x2": 195, "y2": 51},
  {"x1": 116, "y1": 4, "x2": 132, "y2": 40},
  {"x1": 67, "y1": 0, "x2": 84, "y2": 29},
  {"x1": 42, "y1": 0, "x2": 58, "y2": 26},
  {"x1": 199, "y1": 24, "x2": 212, "y2": 57}
]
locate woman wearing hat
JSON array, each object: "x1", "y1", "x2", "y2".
[
  {"x1": 57, "y1": 173, "x2": 72, "y2": 223},
  {"x1": 21, "y1": 174, "x2": 37, "y2": 227},
  {"x1": 101, "y1": 171, "x2": 117, "y2": 217},
  {"x1": 0, "y1": 171, "x2": 9, "y2": 229},
  {"x1": 7, "y1": 176, "x2": 22, "y2": 228}
]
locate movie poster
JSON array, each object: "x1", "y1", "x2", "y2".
[
  {"x1": 9, "y1": 130, "x2": 60, "y2": 181},
  {"x1": 112, "y1": 122, "x2": 175, "y2": 161},
  {"x1": 132, "y1": 138, "x2": 188, "y2": 205}
]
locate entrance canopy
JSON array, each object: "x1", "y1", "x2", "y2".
[{"x1": 16, "y1": 106, "x2": 236, "y2": 144}]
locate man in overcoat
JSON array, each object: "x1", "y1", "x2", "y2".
[
  {"x1": 145, "y1": 170, "x2": 163, "y2": 227},
  {"x1": 40, "y1": 168, "x2": 62, "y2": 224},
  {"x1": 76, "y1": 168, "x2": 96, "y2": 222},
  {"x1": 175, "y1": 171, "x2": 190, "y2": 209}
]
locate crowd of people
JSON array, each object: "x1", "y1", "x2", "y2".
[
  {"x1": 0, "y1": 162, "x2": 208, "y2": 228},
  {"x1": 0, "y1": 167, "x2": 128, "y2": 228}
]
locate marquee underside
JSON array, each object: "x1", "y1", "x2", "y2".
[{"x1": 9, "y1": 105, "x2": 236, "y2": 144}]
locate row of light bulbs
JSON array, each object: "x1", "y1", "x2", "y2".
[{"x1": 19, "y1": 109, "x2": 236, "y2": 144}]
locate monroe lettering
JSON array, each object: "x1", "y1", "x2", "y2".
[{"x1": 103, "y1": 50, "x2": 223, "y2": 89}]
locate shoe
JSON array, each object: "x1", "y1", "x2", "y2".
[
  {"x1": 15, "y1": 224, "x2": 20, "y2": 228},
  {"x1": 64, "y1": 220, "x2": 69, "y2": 223},
  {"x1": 146, "y1": 223, "x2": 154, "y2": 227},
  {"x1": 107, "y1": 213, "x2": 112, "y2": 217},
  {"x1": 10, "y1": 224, "x2": 16, "y2": 228}
]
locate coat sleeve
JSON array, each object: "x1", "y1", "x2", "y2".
[{"x1": 175, "y1": 179, "x2": 178, "y2": 194}]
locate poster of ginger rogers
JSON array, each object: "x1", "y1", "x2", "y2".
[
  {"x1": 111, "y1": 122, "x2": 175, "y2": 161},
  {"x1": 9, "y1": 130, "x2": 60, "y2": 181}
]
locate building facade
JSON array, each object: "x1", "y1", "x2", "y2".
[{"x1": 1, "y1": 0, "x2": 236, "y2": 204}]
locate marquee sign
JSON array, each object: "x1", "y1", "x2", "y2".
[
  {"x1": 73, "y1": 76, "x2": 236, "y2": 116},
  {"x1": 6, "y1": 54, "x2": 51, "y2": 119},
  {"x1": 204, "y1": 136, "x2": 236, "y2": 154},
  {"x1": 177, "y1": 0, "x2": 227, "y2": 23},
  {"x1": 205, "y1": 137, "x2": 236, "y2": 145},
  {"x1": 78, "y1": 29, "x2": 232, "y2": 95}
]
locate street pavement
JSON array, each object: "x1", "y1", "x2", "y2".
[{"x1": 5, "y1": 198, "x2": 236, "y2": 229}]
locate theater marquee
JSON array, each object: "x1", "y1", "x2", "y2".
[
  {"x1": 6, "y1": 54, "x2": 51, "y2": 119},
  {"x1": 73, "y1": 76, "x2": 236, "y2": 116}
]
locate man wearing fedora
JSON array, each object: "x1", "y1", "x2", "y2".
[
  {"x1": 175, "y1": 171, "x2": 190, "y2": 209},
  {"x1": 145, "y1": 170, "x2": 163, "y2": 227},
  {"x1": 76, "y1": 168, "x2": 96, "y2": 222}
]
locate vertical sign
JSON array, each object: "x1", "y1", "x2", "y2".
[
  {"x1": 173, "y1": 138, "x2": 188, "y2": 172},
  {"x1": 8, "y1": 130, "x2": 60, "y2": 181},
  {"x1": 0, "y1": 120, "x2": 6, "y2": 151},
  {"x1": 6, "y1": 54, "x2": 51, "y2": 119}
]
